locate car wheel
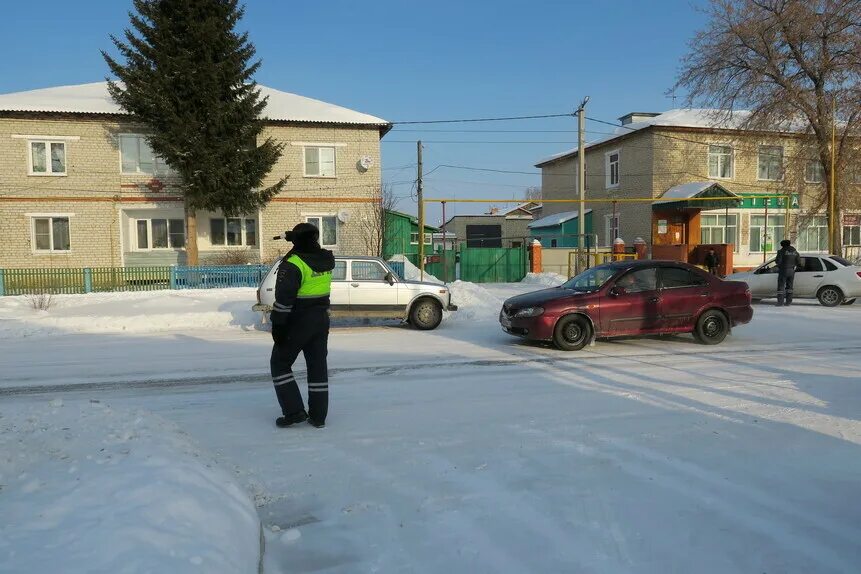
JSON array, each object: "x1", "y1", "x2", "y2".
[
  {"x1": 409, "y1": 298, "x2": 442, "y2": 330},
  {"x1": 553, "y1": 314, "x2": 592, "y2": 351},
  {"x1": 693, "y1": 310, "x2": 729, "y2": 345},
  {"x1": 750, "y1": 298, "x2": 762, "y2": 304},
  {"x1": 817, "y1": 286, "x2": 844, "y2": 307},
  {"x1": 841, "y1": 298, "x2": 856, "y2": 306}
]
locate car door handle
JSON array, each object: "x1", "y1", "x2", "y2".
[
  {"x1": 648, "y1": 297, "x2": 660, "y2": 303},
  {"x1": 351, "y1": 283, "x2": 359, "y2": 287},
  {"x1": 700, "y1": 292, "x2": 710, "y2": 297},
  {"x1": 813, "y1": 275, "x2": 823, "y2": 278}
]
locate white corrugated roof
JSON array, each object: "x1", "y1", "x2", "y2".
[
  {"x1": 0, "y1": 82, "x2": 389, "y2": 128},
  {"x1": 653, "y1": 181, "x2": 739, "y2": 204},
  {"x1": 528, "y1": 209, "x2": 591, "y2": 228},
  {"x1": 534, "y1": 108, "x2": 804, "y2": 167}
]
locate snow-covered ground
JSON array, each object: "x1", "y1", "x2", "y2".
[{"x1": 2, "y1": 280, "x2": 861, "y2": 573}]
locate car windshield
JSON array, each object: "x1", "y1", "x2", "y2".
[
  {"x1": 561, "y1": 266, "x2": 618, "y2": 292},
  {"x1": 830, "y1": 255, "x2": 853, "y2": 267}
]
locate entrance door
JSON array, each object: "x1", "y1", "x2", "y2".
[
  {"x1": 669, "y1": 221, "x2": 686, "y2": 245},
  {"x1": 601, "y1": 267, "x2": 662, "y2": 335}
]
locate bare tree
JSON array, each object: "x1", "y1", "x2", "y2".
[
  {"x1": 524, "y1": 186, "x2": 542, "y2": 201},
  {"x1": 359, "y1": 184, "x2": 398, "y2": 256},
  {"x1": 674, "y1": 0, "x2": 861, "y2": 254}
]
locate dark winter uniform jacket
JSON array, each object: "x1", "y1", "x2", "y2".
[
  {"x1": 704, "y1": 252, "x2": 720, "y2": 269},
  {"x1": 271, "y1": 249, "x2": 336, "y2": 332},
  {"x1": 776, "y1": 245, "x2": 802, "y2": 275}
]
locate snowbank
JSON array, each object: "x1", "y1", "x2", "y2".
[
  {"x1": 0, "y1": 288, "x2": 260, "y2": 339},
  {"x1": 446, "y1": 280, "x2": 506, "y2": 321},
  {"x1": 521, "y1": 272, "x2": 567, "y2": 287},
  {"x1": 0, "y1": 400, "x2": 261, "y2": 573},
  {"x1": 388, "y1": 254, "x2": 444, "y2": 284}
]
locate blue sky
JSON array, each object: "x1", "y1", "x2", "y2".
[{"x1": 0, "y1": 0, "x2": 708, "y2": 223}]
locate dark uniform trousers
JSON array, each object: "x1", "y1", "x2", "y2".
[
  {"x1": 270, "y1": 308, "x2": 330, "y2": 421},
  {"x1": 777, "y1": 272, "x2": 795, "y2": 305}
]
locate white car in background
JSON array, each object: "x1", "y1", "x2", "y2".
[
  {"x1": 726, "y1": 253, "x2": 861, "y2": 306},
  {"x1": 253, "y1": 256, "x2": 457, "y2": 330}
]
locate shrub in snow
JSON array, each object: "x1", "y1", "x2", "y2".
[{"x1": 27, "y1": 293, "x2": 54, "y2": 311}]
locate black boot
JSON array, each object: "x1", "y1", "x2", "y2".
[
  {"x1": 276, "y1": 410, "x2": 308, "y2": 428},
  {"x1": 307, "y1": 417, "x2": 325, "y2": 428}
]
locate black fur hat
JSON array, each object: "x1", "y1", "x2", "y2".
[
  {"x1": 285, "y1": 222, "x2": 320, "y2": 250},
  {"x1": 780, "y1": 239, "x2": 791, "y2": 248}
]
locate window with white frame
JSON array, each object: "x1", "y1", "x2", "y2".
[
  {"x1": 304, "y1": 146, "x2": 336, "y2": 177},
  {"x1": 120, "y1": 134, "x2": 169, "y2": 174},
  {"x1": 210, "y1": 217, "x2": 257, "y2": 247},
  {"x1": 305, "y1": 215, "x2": 338, "y2": 247},
  {"x1": 749, "y1": 214, "x2": 785, "y2": 252},
  {"x1": 798, "y1": 215, "x2": 829, "y2": 252},
  {"x1": 757, "y1": 145, "x2": 783, "y2": 181},
  {"x1": 135, "y1": 218, "x2": 185, "y2": 249},
  {"x1": 700, "y1": 213, "x2": 739, "y2": 251},
  {"x1": 32, "y1": 216, "x2": 71, "y2": 251},
  {"x1": 805, "y1": 159, "x2": 824, "y2": 183},
  {"x1": 843, "y1": 215, "x2": 861, "y2": 246},
  {"x1": 410, "y1": 232, "x2": 432, "y2": 245},
  {"x1": 29, "y1": 141, "x2": 66, "y2": 175},
  {"x1": 605, "y1": 213, "x2": 620, "y2": 244},
  {"x1": 708, "y1": 145, "x2": 733, "y2": 179},
  {"x1": 605, "y1": 150, "x2": 620, "y2": 188}
]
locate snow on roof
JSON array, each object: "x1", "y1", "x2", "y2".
[
  {"x1": 0, "y1": 82, "x2": 390, "y2": 129},
  {"x1": 536, "y1": 108, "x2": 766, "y2": 166},
  {"x1": 528, "y1": 209, "x2": 591, "y2": 228},
  {"x1": 653, "y1": 181, "x2": 738, "y2": 204}
]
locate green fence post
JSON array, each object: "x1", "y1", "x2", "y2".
[
  {"x1": 0, "y1": 269, "x2": 5, "y2": 296},
  {"x1": 170, "y1": 266, "x2": 178, "y2": 290},
  {"x1": 83, "y1": 268, "x2": 93, "y2": 293}
]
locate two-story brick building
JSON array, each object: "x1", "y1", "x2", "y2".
[
  {"x1": 0, "y1": 82, "x2": 390, "y2": 269},
  {"x1": 537, "y1": 109, "x2": 860, "y2": 269}
]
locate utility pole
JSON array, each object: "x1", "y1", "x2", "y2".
[
  {"x1": 576, "y1": 96, "x2": 589, "y2": 274},
  {"x1": 830, "y1": 99, "x2": 837, "y2": 255},
  {"x1": 417, "y1": 140, "x2": 424, "y2": 280}
]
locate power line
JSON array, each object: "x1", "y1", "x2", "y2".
[{"x1": 390, "y1": 112, "x2": 574, "y2": 125}]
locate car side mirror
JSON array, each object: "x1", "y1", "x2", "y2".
[
  {"x1": 609, "y1": 286, "x2": 626, "y2": 297},
  {"x1": 385, "y1": 271, "x2": 395, "y2": 286}
]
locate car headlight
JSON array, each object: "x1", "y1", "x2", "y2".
[{"x1": 514, "y1": 306, "x2": 544, "y2": 318}]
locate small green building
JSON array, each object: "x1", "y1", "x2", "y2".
[
  {"x1": 528, "y1": 210, "x2": 594, "y2": 248},
  {"x1": 382, "y1": 210, "x2": 440, "y2": 259}
]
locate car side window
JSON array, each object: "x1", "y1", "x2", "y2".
[
  {"x1": 661, "y1": 266, "x2": 707, "y2": 288},
  {"x1": 822, "y1": 258, "x2": 838, "y2": 271},
  {"x1": 352, "y1": 261, "x2": 388, "y2": 281},
  {"x1": 616, "y1": 268, "x2": 658, "y2": 293},
  {"x1": 801, "y1": 257, "x2": 824, "y2": 272},
  {"x1": 332, "y1": 260, "x2": 347, "y2": 281}
]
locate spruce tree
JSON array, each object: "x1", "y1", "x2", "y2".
[{"x1": 103, "y1": 0, "x2": 285, "y2": 265}]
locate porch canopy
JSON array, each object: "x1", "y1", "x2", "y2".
[{"x1": 653, "y1": 182, "x2": 742, "y2": 211}]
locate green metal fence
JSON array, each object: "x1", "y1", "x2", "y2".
[
  {"x1": 0, "y1": 265, "x2": 269, "y2": 296},
  {"x1": 459, "y1": 246, "x2": 527, "y2": 283}
]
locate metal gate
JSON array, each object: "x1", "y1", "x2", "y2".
[{"x1": 458, "y1": 246, "x2": 527, "y2": 283}]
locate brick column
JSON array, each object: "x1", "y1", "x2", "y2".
[{"x1": 528, "y1": 239, "x2": 542, "y2": 273}]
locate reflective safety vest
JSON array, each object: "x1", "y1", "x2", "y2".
[{"x1": 287, "y1": 255, "x2": 332, "y2": 298}]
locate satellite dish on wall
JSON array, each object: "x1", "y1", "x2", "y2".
[
  {"x1": 338, "y1": 210, "x2": 351, "y2": 223},
  {"x1": 357, "y1": 156, "x2": 374, "y2": 171}
]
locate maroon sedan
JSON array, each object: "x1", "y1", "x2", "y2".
[{"x1": 500, "y1": 260, "x2": 753, "y2": 351}]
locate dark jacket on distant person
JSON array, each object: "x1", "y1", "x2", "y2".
[{"x1": 776, "y1": 245, "x2": 802, "y2": 275}]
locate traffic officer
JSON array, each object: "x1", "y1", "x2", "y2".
[
  {"x1": 775, "y1": 238, "x2": 801, "y2": 306},
  {"x1": 270, "y1": 222, "x2": 335, "y2": 428}
]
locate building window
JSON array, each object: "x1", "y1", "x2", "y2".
[
  {"x1": 843, "y1": 215, "x2": 861, "y2": 246},
  {"x1": 805, "y1": 160, "x2": 824, "y2": 183},
  {"x1": 304, "y1": 146, "x2": 336, "y2": 177},
  {"x1": 210, "y1": 217, "x2": 257, "y2": 246},
  {"x1": 749, "y1": 214, "x2": 785, "y2": 252},
  {"x1": 305, "y1": 215, "x2": 338, "y2": 247},
  {"x1": 700, "y1": 213, "x2": 739, "y2": 251},
  {"x1": 708, "y1": 145, "x2": 733, "y2": 179},
  {"x1": 410, "y1": 232, "x2": 432, "y2": 245},
  {"x1": 120, "y1": 134, "x2": 168, "y2": 174},
  {"x1": 29, "y1": 141, "x2": 66, "y2": 175},
  {"x1": 605, "y1": 213, "x2": 620, "y2": 244},
  {"x1": 605, "y1": 150, "x2": 620, "y2": 188},
  {"x1": 757, "y1": 145, "x2": 783, "y2": 181},
  {"x1": 32, "y1": 217, "x2": 71, "y2": 252},
  {"x1": 798, "y1": 215, "x2": 829, "y2": 252},
  {"x1": 135, "y1": 218, "x2": 185, "y2": 249}
]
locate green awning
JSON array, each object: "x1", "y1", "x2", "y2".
[{"x1": 653, "y1": 182, "x2": 742, "y2": 211}]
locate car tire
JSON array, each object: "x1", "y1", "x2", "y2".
[
  {"x1": 553, "y1": 314, "x2": 592, "y2": 351},
  {"x1": 409, "y1": 298, "x2": 442, "y2": 330},
  {"x1": 842, "y1": 298, "x2": 856, "y2": 305},
  {"x1": 693, "y1": 310, "x2": 729, "y2": 345},
  {"x1": 817, "y1": 286, "x2": 844, "y2": 307},
  {"x1": 750, "y1": 298, "x2": 762, "y2": 304}
]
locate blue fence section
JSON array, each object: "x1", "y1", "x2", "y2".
[
  {"x1": 388, "y1": 261, "x2": 406, "y2": 280},
  {"x1": 171, "y1": 265, "x2": 270, "y2": 289}
]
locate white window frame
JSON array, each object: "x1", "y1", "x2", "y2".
[
  {"x1": 604, "y1": 213, "x2": 621, "y2": 244},
  {"x1": 797, "y1": 215, "x2": 829, "y2": 252},
  {"x1": 208, "y1": 217, "x2": 257, "y2": 248},
  {"x1": 757, "y1": 145, "x2": 784, "y2": 182},
  {"x1": 119, "y1": 133, "x2": 169, "y2": 175},
  {"x1": 749, "y1": 213, "x2": 786, "y2": 253},
  {"x1": 699, "y1": 212, "x2": 740, "y2": 252},
  {"x1": 28, "y1": 140, "x2": 67, "y2": 176},
  {"x1": 411, "y1": 232, "x2": 432, "y2": 245},
  {"x1": 133, "y1": 218, "x2": 186, "y2": 251},
  {"x1": 29, "y1": 214, "x2": 73, "y2": 253},
  {"x1": 303, "y1": 146, "x2": 337, "y2": 178},
  {"x1": 804, "y1": 159, "x2": 824, "y2": 184},
  {"x1": 605, "y1": 149, "x2": 620, "y2": 189},
  {"x1": 304, "y1": 214, "x2": 339, "y2": 248},
  {"x1": 843, "y1": 217, "x2": 861, "y2": 246},
  {"x1": 707, "y1": 143, "x2": 734, "y2": 180}
]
